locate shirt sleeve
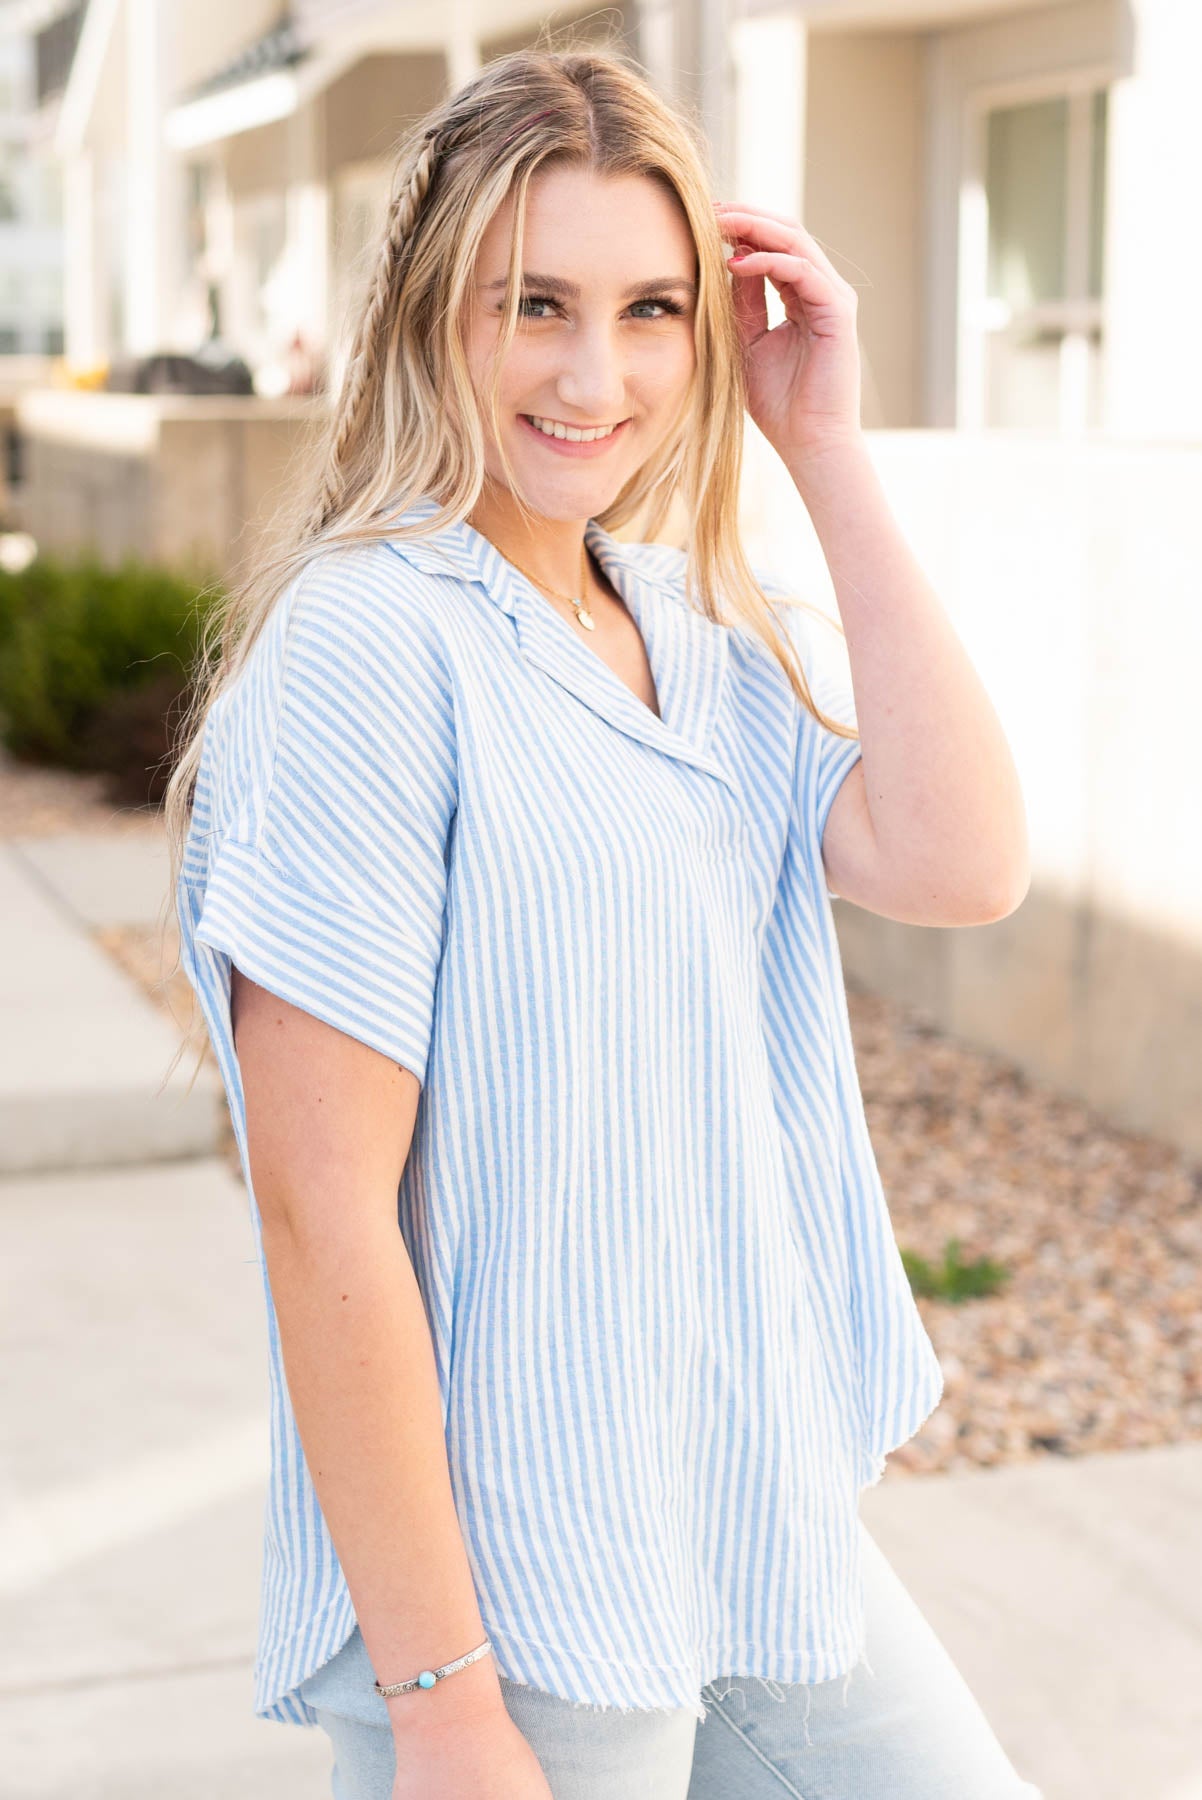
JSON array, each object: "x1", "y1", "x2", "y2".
[
  {"x1": 750, "y1": 560, "x2": 863, "y2": 896},
  {"x1": 192, "y1": 548, "x2": 457, "y2": 1084}
]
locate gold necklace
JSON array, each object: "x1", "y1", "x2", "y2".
[{"x1": 494, "y1": 537, "x2": 596, "y2": 631}]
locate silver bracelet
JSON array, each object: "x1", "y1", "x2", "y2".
[{"x1": 373, "y1": 1636, "x2": 493, "y2": 1697}]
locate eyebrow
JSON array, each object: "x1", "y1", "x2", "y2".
[{"x1": 482, "y1": 272, "x2": 697, "y2": 300}]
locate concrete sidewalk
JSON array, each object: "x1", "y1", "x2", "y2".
[
  {"x1": 0, "y1": 1156, "x2": 329, "y2": 1800},
  {"x1": 3, "y1": 1148, "x2": 1199, "y2": 1799},
  {"x1": 0, "y1": 833, "x2": 222, "y2": 1175},
  {"x1": 1, "y1": 828, "x2": 1199, "y2": 1798},
  {"x1": 860, "y1": 1444, "x2": 1202, "y2": 1800}
]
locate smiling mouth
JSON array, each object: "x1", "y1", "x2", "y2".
[{"x1": 522, "y1": 414, "x2": 630, "y2": 443}]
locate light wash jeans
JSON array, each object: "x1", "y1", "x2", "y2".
[{"x1": 298, "y1": 1519, "x2": 1043, "y2": 1799}]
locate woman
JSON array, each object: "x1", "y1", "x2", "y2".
[{"x1": 165, "y1": 39, "x2": 1039, "y2": 1800}]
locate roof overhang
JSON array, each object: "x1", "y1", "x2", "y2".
[
  {"x1": 0, "y1": 0, "x2": 79, "y2": 36},
  {"x1": 50, "y1": 0, "x2": 578, "y2": 161},
  {"x1": 162, "y1": 0, "x2": 463, "y2": 151},
  {"x1": 744, "y1": 0, "x2": 1086, "y2": 25},
  {"x1": 164, "y1": 41, "x2": 365, "y2": 151}
]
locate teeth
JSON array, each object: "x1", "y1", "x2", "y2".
[{"x1": 527, "y1": 415, "x2": 620, "y2": 443}]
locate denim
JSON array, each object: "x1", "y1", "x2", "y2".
[{"x1": 299, "y1": 1519, "x2": 1043, "y2": 1799}]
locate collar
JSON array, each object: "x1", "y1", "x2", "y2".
[{"x1": 381, "y1": 494, "x2": 738, "y2": 795}]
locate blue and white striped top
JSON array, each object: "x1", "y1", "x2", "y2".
[{"x1": 177, "y1": 492, "x2": 944, "y2": 1728}]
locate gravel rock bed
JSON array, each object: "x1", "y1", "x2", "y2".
[
  {"x1": 5, "y1": 753, "x2": 1199, "y2": 1484},
  {"x1": 850, "y1": 991, "x2": 1201, "y2": 1480},
  {"x1": 0, "y1": 745, "x2": 165, "y2": 838}
]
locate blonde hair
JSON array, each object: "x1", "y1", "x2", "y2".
[{"x1": 159, "y1": 37, "x2": 857, "y2": 1089}]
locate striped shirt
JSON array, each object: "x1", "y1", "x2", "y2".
[{"x1": 176, "y1": 492, "x2": 944, "y2": 1728}]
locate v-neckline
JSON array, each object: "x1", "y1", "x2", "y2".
[
  {"x1": 561, "y1": 548, "x2": 663, "y2": 722},
  {"x1": 381, "y1": 497, "x2": 739, "y2": 797}
]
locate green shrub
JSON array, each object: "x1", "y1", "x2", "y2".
[
  {"x1": 0, "y1": 551, "x2": 222, "y2": 807},
  {"x1": 901, "y1": 1237, "x2": 1010, "y2": 1303}
]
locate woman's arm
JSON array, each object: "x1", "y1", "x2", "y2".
[
  {"x1": 231, "y1": 966, "x2": 505, "y2": 1748},
  {"x1": 716, "y1": 198, "x2": 1031, "y2": 926}
]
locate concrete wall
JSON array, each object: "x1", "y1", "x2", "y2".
[
  {"x1": 738, "y1": 424, "x2": 1202, "y2": 1158},
  {"x1": 1103, "y1": 0, "x2": 1202, "y2": 440},
  {"x1": 14, "y1": 389, "x2": 326, "y2": 591}
]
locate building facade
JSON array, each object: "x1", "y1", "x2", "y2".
[{"x1": 14, "y1": 0, "x2": 1202, "y2": 1154}]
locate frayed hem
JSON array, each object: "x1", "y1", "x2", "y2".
[{"x1": 701, "y1": 1645, "x2": 877, "y2": 1748}]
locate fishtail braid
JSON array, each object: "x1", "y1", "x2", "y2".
[{"x1": 306, "y1": 127, "x2": 441, "y2": 537}]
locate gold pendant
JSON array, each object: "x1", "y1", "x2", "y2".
[{"x1": 575, "y1": 606, "x2": 596, "y2": 631}]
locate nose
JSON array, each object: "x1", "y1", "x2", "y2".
[{"x1": 554, "y1": 321, "x2": 631, "y2": 423}]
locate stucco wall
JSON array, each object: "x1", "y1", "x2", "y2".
[
  {"x1": 739, "y1": 424, "x2": 1202, "y2": 1156},
  {"x1": 803, "y1": 29, "x2": 926, "y2": 428}
]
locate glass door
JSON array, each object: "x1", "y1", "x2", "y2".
[{"x1": 960, "y1": 80, "x2": 1109, "y2": 433}]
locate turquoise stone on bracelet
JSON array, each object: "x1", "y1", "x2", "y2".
[{"x1": 418, "y1": 1670, "x2": 437, "y2": 1688}]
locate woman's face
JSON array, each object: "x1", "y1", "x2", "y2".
[{"x1": 464, "y1": 165, "x2": 699, "y2": 522}]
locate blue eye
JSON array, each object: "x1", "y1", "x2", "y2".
[
  {"x1": 515, "y1": 296, "x2": 557, "y2": 319},
  {"x1": 515, "y1": 294, "x2": 686, "y2": 320},
  {"x1": 632, "y1": 297, "x2": 686, "y2": 318}
]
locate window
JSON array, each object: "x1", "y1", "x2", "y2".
[
  {"x1": 961, "y1": 80, "x2": 1109, "y2": 432},
  {"x1": 231, "y1": 189, "x2": 287, "y2": 348},
  {"x1": 186, "y1": 163, "x2": 211, "y2": 267},
  {"x1": 0, "y1": 146, "x2": 18, "y2": 223}
]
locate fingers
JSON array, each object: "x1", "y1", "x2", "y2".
[
  {"x1": 723, "y1": 246, "x2": 845, "y2": 331},
  {"x1": 713, "y1": 200, "x2": 853, "y2": 299}
]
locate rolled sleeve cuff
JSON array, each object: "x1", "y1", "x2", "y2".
[{"x1": 193, "y1": 838, "x2": 439, "y2": 1084}]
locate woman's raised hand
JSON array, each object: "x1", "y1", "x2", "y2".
[{"x1": 713, "y1": 198, "x2": 864, "y2": 470}]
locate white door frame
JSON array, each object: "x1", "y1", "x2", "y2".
[{"x1": 957, "y1": 60, "x2": 1114, "y2": 432}]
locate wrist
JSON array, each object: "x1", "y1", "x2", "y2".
[
  {"x1": 385, "y1": 1649, "x2": 507, "y2": 1741},
  {"x1": 784, "y1": 433, "x2": 878, "y2": 514},
  {"x1": 783, "y1": 429, "x2": 872, "y2": 495}
]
